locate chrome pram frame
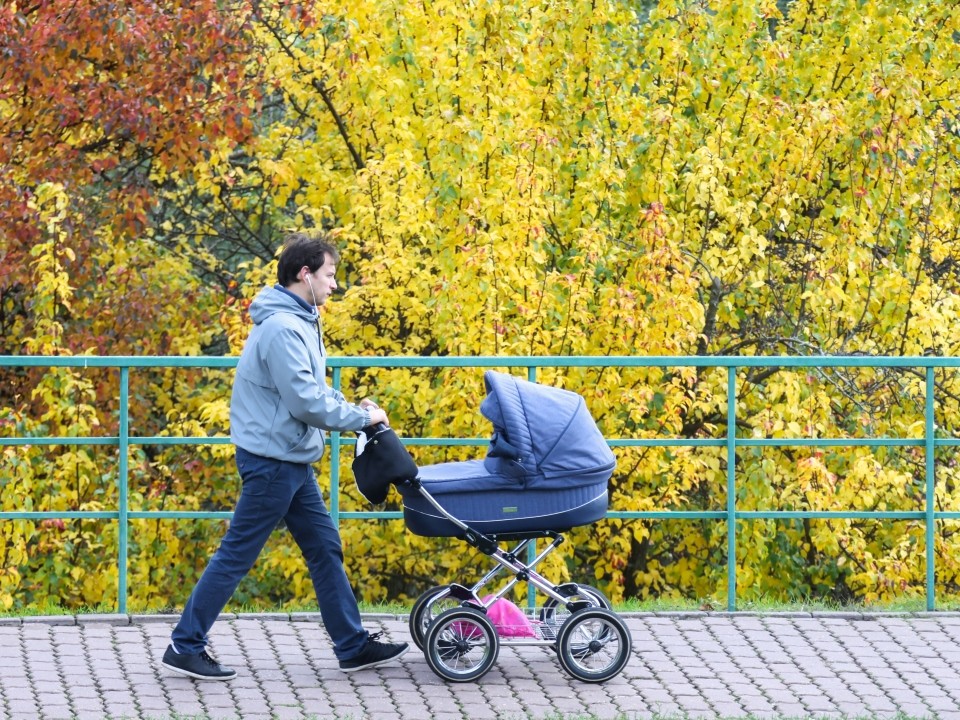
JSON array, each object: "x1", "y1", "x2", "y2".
[{"x1": 400, "y1": 476, "x2": 632, "y2": 684}]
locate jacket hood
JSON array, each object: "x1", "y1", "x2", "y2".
[{"x1": 249, "y1": 285, "x2": 317, "y2": 326}]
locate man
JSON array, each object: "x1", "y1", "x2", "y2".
[{"x1": 161, "y1": 232, "x2": 408, "y2": 680}]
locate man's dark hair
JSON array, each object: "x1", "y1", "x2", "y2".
[{"x1": 276, "y1": 232, "x2": 340, "y2": 287}]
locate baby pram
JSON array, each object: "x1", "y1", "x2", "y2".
[{"x1": 354, "y1": 371, "x2": 632, "y2": 683}]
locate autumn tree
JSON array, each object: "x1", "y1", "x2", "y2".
[
  {"x1": 0, "y1": 0, "x2": 261, "y2": 610},
  {"x1": 0, "y1": 0, "x2": 259, "y2": 354},
  {"x1": 5, "y1": 0, "x2": 960, "y2": 612}
]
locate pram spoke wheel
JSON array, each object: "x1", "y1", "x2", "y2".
[
  {"x1": 424, "y1": 607, "x2": 499, "y2": 682},
  {"x1": 409, "y1": 584, "x2": 462, "y2": 650},
  {"x1": 556, "y1": 608, "x2": 631, "y2": 683}
]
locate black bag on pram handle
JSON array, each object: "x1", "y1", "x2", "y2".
[
  {"x1": 352, "y1": 424, "x2": 418, "y2": 504},
  {"x1": 399, "y1": 371, "x2": 616, "y2": 536}
]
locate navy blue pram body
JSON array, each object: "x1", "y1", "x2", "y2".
[{"x1": 399, "y1": 371, "x2": 616, "y2": 536}]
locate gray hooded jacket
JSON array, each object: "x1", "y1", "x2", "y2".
[{"x1": 230, "y1": 285, "x2": 371, "y2": 463}]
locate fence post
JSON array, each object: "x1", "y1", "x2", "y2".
[
  {"x1": 527, "y1": 366, "x2": 538, "y2": 610},
  {"x1": 727, "y1": 365, "x2": 737, "y2": 611},
  {"x1": 118, "y1": 366, "x2": 129, "y2": 614},
  {"x1": 925, "y1": 366, "x2": 936, "y2": 611},
  {"x1": 330, "y1": 366, "x2": 342, "y2": 530}
]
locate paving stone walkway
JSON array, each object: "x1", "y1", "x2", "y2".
[{"x1": 1, "y1": 611, "x2": 959, "y2": 720}]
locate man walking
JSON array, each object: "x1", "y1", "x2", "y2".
[{"x1": 161, "y1": 232, "x2": 408, "y2": 680}]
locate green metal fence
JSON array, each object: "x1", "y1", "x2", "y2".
[{"x1": 3, "y1": 355, "x2": 960, "y2": 613}]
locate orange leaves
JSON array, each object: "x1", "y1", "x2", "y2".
[
  {"x1": 3, "y1": 2, "x2": 247, "y2": 162},
  {"x1": 0, "y1": 0, "x2": 262, "y2": 365},
  {"x1": 0, "y1": 0, "x2": 259, "y2": 252}
]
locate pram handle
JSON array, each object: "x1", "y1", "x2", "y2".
[{"x1": 359, "y1": 422, "x2": 389, "y2": 439}]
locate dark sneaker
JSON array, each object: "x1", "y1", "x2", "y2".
[
  {"x1": 162, "y1": 645, "x2": 236, "y2": 681},
  {"x1": 339, "y1": 632, "x2": 409, "y2": 672}
]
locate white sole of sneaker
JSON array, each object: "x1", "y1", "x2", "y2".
[
  {"x1": 340, "y1": 644, "x2": 410, "y2": 673},
  {"x1": 161, "y1": 660, "x2": 237, "y2": 681}
]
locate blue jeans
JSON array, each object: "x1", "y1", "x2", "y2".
[{"x1": 170, "y1": 448, "x2": 368, "y2": 660}]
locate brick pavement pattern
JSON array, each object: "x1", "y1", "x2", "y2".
[{"x1": 1, "y1": 612, "x2": 959, "y2": 720}]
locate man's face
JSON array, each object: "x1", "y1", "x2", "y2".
[{"x1": 305, "y1": 255, "x2": 337, "y2": 306}]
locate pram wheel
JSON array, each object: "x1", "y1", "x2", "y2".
[
  {"x1": 556, "y1": 608, "x2": 631, "y2": 683},
  {"x1": 409, "y1": 584, "x2": 462, "y2": 650},
  {"x1": 424, "y1": 607, "x2": 500, "y2": 682}
]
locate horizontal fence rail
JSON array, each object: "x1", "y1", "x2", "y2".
[{"x1": 3, "y1": 355, "x2": 960, "y2": 613}]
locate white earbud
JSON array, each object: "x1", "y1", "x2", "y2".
[{"x1": 304, "y1": 271, "x2": 319, "y2": 306}]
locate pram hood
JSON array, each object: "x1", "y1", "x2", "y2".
[{"x1": 478, "y1": 371, "x2": 616, "y2": 490}]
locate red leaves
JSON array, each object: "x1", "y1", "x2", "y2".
[
  {"x1": 0, "y1": 0, "x2": 261, "y2": 326},
  {"x1": 0, "y1": 0, "x2": 259, "y2": 190}
]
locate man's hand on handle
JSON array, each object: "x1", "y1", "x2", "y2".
[{"x1": 360, "y1": 398, "x2": 388, "y2": 427}]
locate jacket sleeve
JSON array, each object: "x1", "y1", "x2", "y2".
[{"x1": 260, "y1": 324, "x2": 370, "y2": 432}]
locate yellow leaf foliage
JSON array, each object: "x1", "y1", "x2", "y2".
[
  {"x1": 6, "y1": 0, "x2": 960, "y2": 611},
  {"x1": 206, "y1": 0, "x2": 960, "y2": 607}
]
